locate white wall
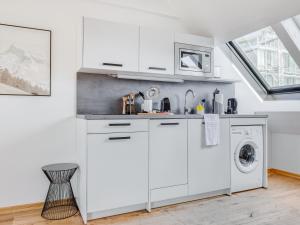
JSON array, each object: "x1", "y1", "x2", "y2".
[
  {"x1": 214, "y1": 46, "x2": 239, "y2": 80},
  {"x1": 0, "y1": 0, "x2": 239, "y2": 208},
  {"x1": 272, "y1": 133, "x2": 300, "y2": 174},
  {"x1": 235, "y1": 80, "x2": 300, "y2": 114}
]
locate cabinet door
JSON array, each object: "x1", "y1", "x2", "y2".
[
  {"x1": 188, "y1": 119, "x2": 230, "y2": 196},
  {"x1": 87, "y1": 132, "x2": 148, "y2": 213},
  {"x1": 139, "y1": 27, "x2": 174, "y2": 75},
  {"x1": 150, "y1": 119, "x2": 188, "y2": 189},
  {"x1": 83, "y1": 18, "x2": 139, "y2": 72}
]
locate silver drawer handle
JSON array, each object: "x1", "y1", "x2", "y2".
[
  {"x1": 108, "y1": 136, "x2": 131, "y2": 141},
  {"x1": 160, "y1": 122, "x2": 179, "y2": 126},
  {"x1": 148, "y1": 67, "x2": 167, "y2": 71},
  {"x1": 102, "y1": 63, "x2": 123, "y2": 67},
  {"x1": 108, "y1": 123, "x2": 131, "y2": 127}
]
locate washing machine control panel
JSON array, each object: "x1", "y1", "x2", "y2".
[{"x1": 231, "y1": 127, "x2": 260, "y2": 137}]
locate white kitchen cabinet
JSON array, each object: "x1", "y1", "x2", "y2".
[
  {"x1": 139, "y1": 27, "x2": 174, "y2": 75},
  {"x1": 174, "y1": 33, "x2": 214, "y2": 48},
  {"x1": 149, "y1": 119, "x2": 188, "y2": 190},
  {"x1": 87, "y1": 119, "x2": 148, "y2": 134},
  {"x1": 188, "y1": 119, "x2": 230, "y2": 196},
  {"x1": 87, "y1": 132, "x2": 148, "y2": 213},
  {"x1": 83, "y1": 18, "x2": 139, "y2": 72}
]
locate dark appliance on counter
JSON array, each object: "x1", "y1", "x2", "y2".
[
  {"x1": 226, "y1": 98, "x2": 238, "y2": 114},
  {"x1": 161, "y1": 97, "x2": 171, "y2": 112}
]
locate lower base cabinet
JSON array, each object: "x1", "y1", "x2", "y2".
[
  {"x1": 188, "y1": 119, "x2": 230, "y2": 195},
  {"x1": 77, "y1": 117, "x2": 265, "y2": 223},
  {"x1": 87, "y1": 132, "x2": 148, "y2": 213}
]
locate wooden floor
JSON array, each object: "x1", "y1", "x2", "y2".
[{"x1": 2, "y1": 174, "x2": 300, "y2": 225}]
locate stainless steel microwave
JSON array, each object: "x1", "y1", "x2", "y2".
[{"x1": 175, "y1": 43, "x2": 214, "y2": 77}]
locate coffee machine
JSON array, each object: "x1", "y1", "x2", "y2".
[
  {"x1": 122, "y1": 93, "x2": 136, "y2": 115},
  {"x1": 226, "y1": 98, "x2": 238, "y2": 114}
]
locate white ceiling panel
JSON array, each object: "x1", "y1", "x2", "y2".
[{"x1": 92, "y1": 0, "x2": 300, "y2": 42}]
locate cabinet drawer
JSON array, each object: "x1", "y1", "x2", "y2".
[
  {"x1": 87, "y1": 120, "x2": 148, "y2": 133},
  {"x1": 151, "y1": 185, "x2": 188, "y2": 202},
  {"x1": 87, "y1": 132, "x2": 148, "y2": 212}
]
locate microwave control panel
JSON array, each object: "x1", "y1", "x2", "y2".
[{"x1": 202, "y1": 52, "x2": 211, "y2": 73}]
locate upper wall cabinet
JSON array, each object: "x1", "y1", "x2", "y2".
[
  {"x1": 83, "y1": 18, "x2": 139, "y2": 72},
  {"x1": 79, "y1": 18, "x2": 234, "y2": 83},
  {"x1": 175, "y1": 33, "x2": 214, "y2": 48},
  {"x1": 139, "y1": 27, "x2": 174, "y2": 75}
]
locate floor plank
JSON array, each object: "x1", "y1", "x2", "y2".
[{"x1": 1, "y1": 174, "x2": 300, "y2": 225}]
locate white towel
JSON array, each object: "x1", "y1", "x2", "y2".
[{"x1": 204, "y1": 114, "x2": 220, "y2": 146}]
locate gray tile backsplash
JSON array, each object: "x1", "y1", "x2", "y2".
[{"x1": 77, "y1": 73, "x2": 235, "y2": 115}]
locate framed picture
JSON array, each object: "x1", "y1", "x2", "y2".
[{"x1": 0, "y1": 23, "x2": 51, "y2": 96}]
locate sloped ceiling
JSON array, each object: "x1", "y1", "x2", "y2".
[
  {"x1": 93, "y1": 0, "x2": 179, "y2": 18},
  {"x1": 96, "y1": 0, "x2": 300, "y2": 42}
]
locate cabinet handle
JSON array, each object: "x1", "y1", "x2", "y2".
[
  {"x1": 102, "y1": 63, "x2": 123, "y2": 67},
  {"x1": 108, "y1": 136, "x2": 131, "y2": 141},
  {"x1": 108, "y1": 123, "x2": 131, "y2": 127},
  {"x1": 148, "y1": 67, "x2": 167, "y2": 71},
  {"x1": 160, "y1": 122, "x2": 179, "y2": 126}
]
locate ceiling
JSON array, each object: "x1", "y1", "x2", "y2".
[{"x1": 96, "y1": 0, "x2": 300, "y2": 42}]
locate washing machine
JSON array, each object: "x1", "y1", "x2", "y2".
[{"x1": 231, "y1": 126, "x2": 264, "y2": 193}]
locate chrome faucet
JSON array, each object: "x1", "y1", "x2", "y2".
[{"x1": 184, "y1": 89, "x2": 195, "y2": 114}]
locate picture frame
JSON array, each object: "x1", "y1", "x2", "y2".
[{"x1": 0, "y1": 23, "x2": 51, "y2": 96}]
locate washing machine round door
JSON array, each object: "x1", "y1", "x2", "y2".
[{"x1": 234, "y1": 140, "x2": 259, "y2": 173}]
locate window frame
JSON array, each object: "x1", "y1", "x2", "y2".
[{"x1": 228, "y1": 41, "x2": 300, "y2": 95}]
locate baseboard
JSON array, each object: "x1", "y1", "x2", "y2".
[
  {"x1": 268, "y1": 168, "x2": 300, "y2": 180},
  {"x1": 268, "y1": 168, "x2": 276, "y2": 176},
  {"x1": 0, "y1": 202, "x2": 43, "y2": 215}
]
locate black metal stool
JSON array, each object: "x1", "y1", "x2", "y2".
[{"x1": 41, "y1": 163, "x2": 79, "y2": 220}]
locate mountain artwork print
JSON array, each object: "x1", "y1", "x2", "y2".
[{"x1": 0, "y1": 24, "x2": 51, "y2": 96}]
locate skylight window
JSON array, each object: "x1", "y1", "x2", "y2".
[{"x1": 228, "y1": 14, "x2": 300, "y2": 95}]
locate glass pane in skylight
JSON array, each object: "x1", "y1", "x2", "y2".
[{"x1": 234, "y1": 26, "x2": 300, "y2": 88}]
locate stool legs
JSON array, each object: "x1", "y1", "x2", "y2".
[{"x1": 41, "y1": 181, "x2": 78, "y2": 220}]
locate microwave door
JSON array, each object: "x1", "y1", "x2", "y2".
[
  {"x1": 180, "y1": 50, "x2": 202, "y2": 72},
  {"x1": 174, "y1": 43, "x2": 213, "y2": 77}
]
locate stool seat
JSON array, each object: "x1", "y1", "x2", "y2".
[
  {"x1": 42, "y1": 163, "x2": 78, "y2": 172},
  {"x1": 41, "y1": 163, "x2": 79, "y2": 220},
  {"x1": 42, "y1": 163, "x2": 78, "y2": 184}
]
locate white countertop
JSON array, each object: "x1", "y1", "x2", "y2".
[{"x1": 77, "y1": 114, "x2": 268, "y2": 120}]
